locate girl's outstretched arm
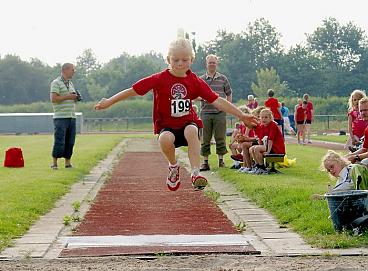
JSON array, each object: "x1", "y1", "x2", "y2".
[{"x1": 95, "y1": 88, "x2": 138, "y2": 110}]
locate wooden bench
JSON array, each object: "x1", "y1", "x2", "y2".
[{"x1": 264, "y1": 154, "x2": 285, "y2": 174}]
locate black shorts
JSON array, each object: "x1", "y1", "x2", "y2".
[
  {"x1": 296, "y1": 121, "x2": 305, "y2": 125},
  {"x1": 305, "y1": 119, "x2": 312, "y2": 124},
  {"x1": 275, "y1": 119, "x2": 284, "y2": 126},
  {"x1": 159, "y1": 122, "x2": 199, "y2": 148},
  {"x1": 252, "y1": 139, "x2": 258, "y2": 146}
]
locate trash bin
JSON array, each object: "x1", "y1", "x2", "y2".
[{"x1": 324, "y1": 190, "x2": 368, "y2": 232}]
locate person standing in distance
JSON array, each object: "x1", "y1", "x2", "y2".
[
  {"x1": 303, "y1": 93, "x2": 314, "y2": 143},
  {"x1": 200, "y1": 55, "x2": 232, "y2": 171},
  {"x1": 50, "y1": 63, "x2": 78, "y2": 169}
]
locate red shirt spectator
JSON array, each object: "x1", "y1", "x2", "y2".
[
  {"x1": 236, "y1": 123, "x2": 247, "y2": 135},
  {"x1": 255, "y1": 121, "x2": 285, "y2": 154},
  {"x1": 349, "y1": 109, "x2": 368, "y2": 138},
  {"x1": 306, "y1": 101, "x2": 313, "y2": 120},
  {"x1": 363, "y1": 127, "x2": 368, "y2": 149},
  {"x1": 295, "y1": 106, "x2": 306, "y2": 122},
  {"x1": 265, "y1": 97, "x2": 282, "y2": 120}
]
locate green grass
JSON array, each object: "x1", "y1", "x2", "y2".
[
  {"x1": 0, "y1": 133, "x2": 152, "y2": 251},
  {"x1": 312, "y1": 134, "x2": 348, "y2": 144},
  {"x1": 205, "y1": 143, "x2": 368, "y2": 248}
]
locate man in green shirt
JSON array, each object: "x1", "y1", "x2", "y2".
[
  {"x1": 50, "y1": 63, "x2": 78, "y2": 169},
  {"x1": 200, "y1": 54, "x2": 232, "y2": 171}
]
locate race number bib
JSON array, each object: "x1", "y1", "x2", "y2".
[{"x1": 171, "y1": 99, "x2": 190, "y2": 117}]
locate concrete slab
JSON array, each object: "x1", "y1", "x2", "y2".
[
  {"x1": 259, "y1": 232, "x2": 303, "y2": 239},
  {"x1": 233, "y1": 208, "x2": 270, "y2": 215},
  {"x1": 13, "y1": 234, "x2": 56, "y2": 244},
  {"x1": 61, "y1": 234, "x2": 252, "y2": 249},
  {"x1": 1, "y1": 244, "x2": 51, "y2": 258},
  {"x1": 324, "y1": 248, "x2": 368, "y2": 255},
  {"x1": 238, "y1": 214, "x2": 277, "y2": 222}
]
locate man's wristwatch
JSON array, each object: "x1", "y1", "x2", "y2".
[{"x1": 355, "y1": 154, "x2": 361, "y2": 162}]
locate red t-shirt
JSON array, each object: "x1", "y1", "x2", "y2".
[
  {"x1": 255, "y1": 121, "x2": 285, "y2": 154},
  {"x1": 350, "y1": 109, "x2": 368, "y2": 138},
  {"x1": 247, "y1": 101, "x2": 258, "y2": 110},
  {"x1": 239, "y1": 123, "x2": 247, "y2": 135},
  {"x1": 248, "y1": 128, "x2": 255, "y2": 138},
  {"x1": 295, "y1": 106, "x2": 306, "y2": 122},
  {"x1": 265, "y1": 97, "x2": 282, "y2": 120},
  {"x1": 363, "y1": 126, "x2": 368, "y2": 149},
  {"x1": 132, "y1": 69, "x2": 219, "y2": 134},
  {"x1": 306, "y1": 101, "x2": 313, "y2": 120}
]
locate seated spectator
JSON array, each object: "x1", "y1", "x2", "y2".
[
  {"x1": 229, "y1": 122, "x2": 245, "y2": 169},
  {"x1": 230, "y1": 106, "x2": 266, "y2": 171},
  {"x1": 237, "y1": 106, "x2": 265, "y2": 173},
  {"x1": 251, "y1": 105, "x2": 266, "y2": 120},
  {"x1": 347, "y1": 97, "x2": 368, "y2": 163},
  {"x1": 346, "y1": 90, "x2": 368, "y2": 152},
  {"x1": 312, "y1": 150, "x2": 368, "y2": 200},
  {"x1": 248, "y1": 109, "x2": 286, "y2": 175},
  {"x1": 229, "y1": 106, "x2": 251, "y2": 169}
]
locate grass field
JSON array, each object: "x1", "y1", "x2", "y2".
[
  {"x1": 0, "y1": 134, "x2": 152, "y2": 251},
  {"x1": 312, "y1": 134, "x2": 348, "y2": 144},
  {"x1": 206, "y1": 143, "x2": 368, "y2": 249}
]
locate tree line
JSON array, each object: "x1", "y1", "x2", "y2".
[{"x1": 1, "y1": 17, "x2": 368, "y2": 106}]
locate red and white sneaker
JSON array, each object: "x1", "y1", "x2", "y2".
[
  {"x1": 191, "y1": 174, "x2": 208, "y2": 190},
  {"x1": 166, "y1": 164, "x2": 180, "y2": 191}
]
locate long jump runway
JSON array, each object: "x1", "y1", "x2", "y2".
[{"x1": 60, "y1": 139, "x2": 258, "y2": 257}]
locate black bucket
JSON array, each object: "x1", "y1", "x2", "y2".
[{"x1": 324, "y1": 190, "x2": 368, "y2": 232}]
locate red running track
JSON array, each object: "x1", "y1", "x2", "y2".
[{"x1": 60, "y1": 150, "x2": 258, "y2": 257}]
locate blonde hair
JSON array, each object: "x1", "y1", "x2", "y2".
[
  {"x1": 348, "y1": 89, "x2": 366, "y2": 111},
  {"x1": 206, "y1": 54, "x2": 218, "y2": 62},
  {"x1": 238, "y1": 105, "x2": 250, "y2": 114},
  {"x1": 252, "y1": 105, "x2": 266, "y2": 118},
  {"x1": 320, "y1": 150, "x2": 349, "y2": 177},
  {"x1": 260, "y1": 108, "x2": 273, "y2": 120},
  {"x1": 167, "y1": 38, "x2": 195, "y2": 59},
  {"x1": 358, "y1": 95, "x2": 368, "y2": 109}
]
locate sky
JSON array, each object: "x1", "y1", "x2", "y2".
[{"x1": 1, "y1": 0, "x2": 368, "y2": 66}]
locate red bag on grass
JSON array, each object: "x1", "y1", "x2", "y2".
[{"x1": 4, "y1": 147, "x2": 24, "y2": 168}]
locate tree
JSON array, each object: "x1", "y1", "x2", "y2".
[
  {"x1": 86, "y1": 77, "x2": 109, "y2": 100},
  {"x1": 88, "y1": 52, "x2": 166, "y2": 98},
  {"x1": 76, "y1": 49, "x2": 101, "y2": 75},
  {"x1": 0, "y1": 55, "x2": 51, "y2": 104},
  {"x1": 307, "y1": 17, "x2": 367, "y2": 70},
  {"x1": 276, "y1": 45, "x2": 323, "y2": 96},
  {"x1": 201, "y1": 19, "x2": 284, "y2": 101},
  {"x1": 251, "y1": 67, "x2": 289, "y2": 98},
  {"x1": 244, "y1": 18, "x2": 284, "y2": 69},
  {"x1": 74, "y1": 49, "x2": 102, "y2": 100}
]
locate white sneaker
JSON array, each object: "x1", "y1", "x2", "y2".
[
  {"x1": 166, "y1": 164, "x2": 180, "y2": 191},
  {"x1": 262, "y1": 136, "x2": 268, "y2": 146},
  {"x1": 239, "y1": 167, "x2": 252, "y2": 173},
  {"x1": 238, "y1": 167, "x2": 246, "y2": 172},
  {"x1": 248, "y1": 167, "x2": 258, "y2": 174},
  {"x1": 254, "y1": 168, "x2": 268, "y2": 175}
]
